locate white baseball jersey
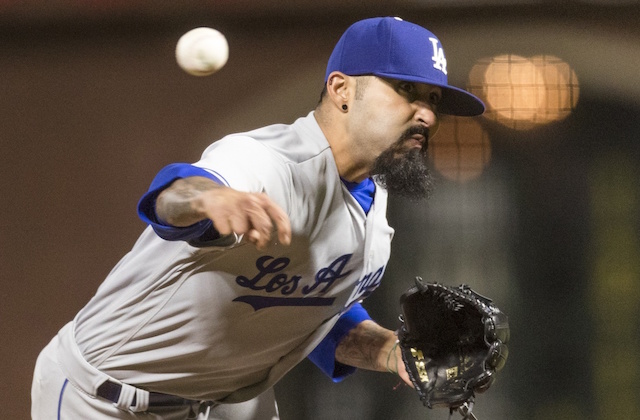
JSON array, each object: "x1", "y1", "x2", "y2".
[{"x1": 65, "y1": 112, "x2": 395, "y2": 403}]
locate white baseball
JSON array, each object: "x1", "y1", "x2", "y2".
[{"x1": 175, "y1": 27, "x2": 229, "y2": 76}]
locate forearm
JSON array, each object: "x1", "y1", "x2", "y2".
[
  {"x1": 155, "y1": 176, "x2": 220, "y2": 227},
  {"x1": 334, "y1": 320, "x2": 398, "y2": 372}
]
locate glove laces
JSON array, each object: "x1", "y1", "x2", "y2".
[{"x1": 448, "y1": 400, "x2": 478, "y2": 420}]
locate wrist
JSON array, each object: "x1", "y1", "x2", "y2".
[{"x1": 386, "y1": 339, "x2": 400, "y2": 374}]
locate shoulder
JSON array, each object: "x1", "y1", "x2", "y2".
[{"x1": 204, "y1": 112, "x2": 330, "y2": 165}]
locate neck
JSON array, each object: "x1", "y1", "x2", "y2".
[{"x1": 314, "y1": 106, "x2": 370, "y2": 183}]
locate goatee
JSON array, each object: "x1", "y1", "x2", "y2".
[{"x1": 371, "y1": 127, "x2": 435, "y2": 200}]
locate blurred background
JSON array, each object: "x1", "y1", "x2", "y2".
[{"x1": 1, "y1": 1, "x2": 639, "y2": 419}]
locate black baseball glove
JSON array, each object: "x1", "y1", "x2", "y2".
[{"x1": 397, "y1": 277, "x2": 509, "y2": 419}]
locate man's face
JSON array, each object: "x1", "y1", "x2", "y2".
[{"x1": 349, "y1": 76, "x2": 441, "y2": 199}]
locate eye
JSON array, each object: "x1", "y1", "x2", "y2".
[
  {"x1": 429, "y1": 91, "x2": 442, "y2": 106},
  {"x1": 394, "y1": 82, "x2": 419, "y2": 102},
  {"x1": 398, "y1": 82, "x2": 415, "y2": 94},
  {"x1": 398, "y1": 82, "x2": 416, "y2": 92}
]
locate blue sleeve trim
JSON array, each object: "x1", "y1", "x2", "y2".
[
  {"x1": 137, "y1": 163, "x2": 224, "y2": 241},
  {"x1": 307, "y1": 302, "x2": 372, "y2": 382}
]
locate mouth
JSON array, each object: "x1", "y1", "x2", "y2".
[
  {"x1": 405, "y1": 128, "x2": 430, "y2": 151},
  {"x1": 408, "y1": 133, "x2": 426, "y2": 149}
]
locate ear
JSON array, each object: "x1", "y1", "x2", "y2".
[{"x1": 325, "y1": 71, "x2": 351, "y2": 110}]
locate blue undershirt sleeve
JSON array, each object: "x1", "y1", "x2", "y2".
[
  {"x1": 137, "y1": 163, "x2": 224, "y2": 241},
  {"x1": 307, "y1": 302, "x2": 372, "y2": 382}
]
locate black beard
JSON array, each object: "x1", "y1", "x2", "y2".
[{"x1": 370, "y1": 127, "x2": 435, "y2": 200}]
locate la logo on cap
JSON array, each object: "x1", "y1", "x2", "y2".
[{"x1": 429, "y1": 37, "x2": 447, "y2": 75}]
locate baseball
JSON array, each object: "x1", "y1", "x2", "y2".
[{"x1": 175, "y1": 27, "x2": 229, "y2": 76}]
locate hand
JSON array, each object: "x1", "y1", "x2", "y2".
[
  {"x1": 387, "y1": 338, "x2": 413, "y2": 387},
  {"x1": 156, "y1": 176, "x2": 291, "y2": 249},
  {"x1": 197, "y1": 185, "x2": 291, "y2": 250}
]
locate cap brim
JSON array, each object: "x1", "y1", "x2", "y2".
[
  {"x1": 438, "y1": 85, "x2": 485, "y2": 117},
  {"x1": 373, "y1": 71, "x2": 485, "y2": 117}
]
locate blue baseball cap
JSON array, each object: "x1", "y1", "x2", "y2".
[{"x1": 325, "y1": 17, "x2": 485, "y2": 116}]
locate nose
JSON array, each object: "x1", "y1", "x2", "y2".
[{"x1": 413, "y1": 101, "x2": 439, "y2": 134}]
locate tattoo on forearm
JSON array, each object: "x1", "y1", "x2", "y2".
[
  {"x1": 156, "y1": 177, "x2": 219, "y2": 226},
  {"x1": 335, "y1": 322, "x2": 389, "y2": 371}
]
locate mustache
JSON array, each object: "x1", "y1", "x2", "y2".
[{"x1": 403, "y1": 125, "x2": 430, "y2": 140}]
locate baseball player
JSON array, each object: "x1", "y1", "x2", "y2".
[{"x1": 31, "y1": 17, "x2": 484, "y2": 420}]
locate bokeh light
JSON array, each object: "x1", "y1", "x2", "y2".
[
  {"x1": 429, "y1": 115, "x2": 491, "y2": 182},
  {"x1": 468, "y1": 54, "x2": 580, "y2": 130}
]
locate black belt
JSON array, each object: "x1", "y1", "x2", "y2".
[{"x1": 96, "y1": 380, "x2": 197, "y2": 407}]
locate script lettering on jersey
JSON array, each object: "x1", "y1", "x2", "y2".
[
  {"x1": 235, "y1": 255, "x2": 301, "y2": 295},
  {"x1": 233, "y1": 254, "x2": 354, "y2": 311},
  {"x1": 429, "y1": 37, "x2": 447, "y2": 75},
  {"x1": 344, "y1": 265, "x2": 385, "y2": 308},
  {"x1": 302, "y1": 254, "x2": 352, "y2": 294}
]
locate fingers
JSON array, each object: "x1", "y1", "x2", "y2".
[
  {"x1": 261, "y1": 195, "x2": 291, "y2": 246},
  {"x1": 397, "y1": 356, "x2": 413, "y2": 387},
  {"x1": 207, "y1": 189, "x2": 291, "y2": 249},
  {"x1": 391, "y1": 341, "x2": 414, "y2": 387}
]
